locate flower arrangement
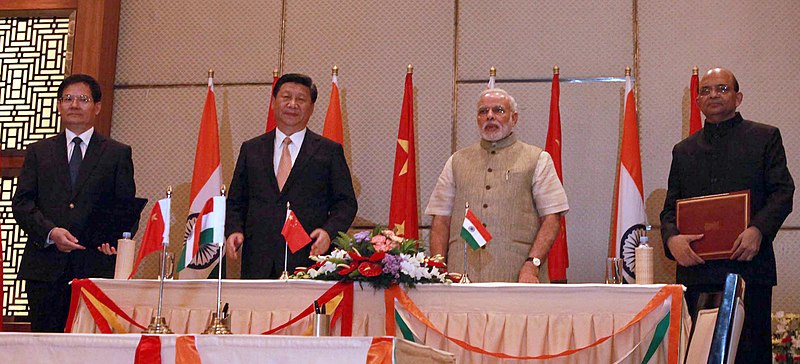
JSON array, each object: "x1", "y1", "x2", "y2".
[
  {"x1": 773, "y1": 311, "x2": 800, "y2": 363},
  {"x1": 292, "y1": 226, "x2": 448, "y2": 289}
]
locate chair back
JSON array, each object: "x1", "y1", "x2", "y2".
[{"x1": 707, "y1": 273, "x2": 745, "y2": 364}]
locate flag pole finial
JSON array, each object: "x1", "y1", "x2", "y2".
[
  {"x1": 286, "y1": 201, "x2": 291, "y2": 210},
  {"x1": 331, "y1": 65, "x2": 339, "y2": 76},
  {"x1": 166, "y1": 186, "x2": 172, "y2": 198},
  {"x1": 220, "y1": 184, "x2": 226, "y2": 197},
  {"x1": 208, "y1": 69, "x2": 214, "y2": 79},
  {"x1": 465, "y1": 202, "x2": 469, "y2": 209},
  {"x1": 272, "y1": 68, "x2": 279, "y2": 77},
  {"x1": 406, "y1": 64, "x2": 413, "y2": 74},
  {"x1": 692, "y1": 66, "x2": 699, "y2": 75},
  {"x1": 553, "y1": 65, "x2": 559, "y2": 75},
  {"x1": 624, "y1": 67, "x2": 631, "y2": 76},
  {"x1": 489, "y1": 66, "x2": 496, "y2": 77}
]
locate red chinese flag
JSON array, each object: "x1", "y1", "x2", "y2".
[
  {"x1": 266, "y1": 72, "x2": 279, "y2": 132},
  {"x1": 322, "y1": 74, "x2": 344, "y2": 144},
  {"x1": 544, "y1": 70, "x2": 569, "y2": 281},
  {"x1": 282, "y1": 209, "x2": 312, "y2": 254},
  {"x1": 689, "y1": 70, "x2": 702, "y2": 134},
  {"x1": 388, "y1": 70, "x2": 419, "y2": 239},
  {"x1": 130, "y1": 198, "x2": 170, "y2": 279}
]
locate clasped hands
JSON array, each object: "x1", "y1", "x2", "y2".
[{"x1": 667, "y1": 226, "x2": 762, "y2": 267}]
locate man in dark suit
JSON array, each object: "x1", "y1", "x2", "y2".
[
  {"x1": 225, "y1": 73, "x2": 357, "y2": 279},
  {"x1": 12, "y1": 74, "x2": 137, "y2": 332},
  {"x1": 660, "y1": 68, "x2": 794, "y2": 363}
]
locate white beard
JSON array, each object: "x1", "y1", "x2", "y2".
[{"x1": 480, "y1": 121, "x2": 512, "y2": 142}]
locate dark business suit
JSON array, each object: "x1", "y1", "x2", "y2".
[
  {"x1": 226, "y1": 129, "x2": 357, "y2": 279},
  {"x1": 12, "y1": 131, "x2": 136, "y2": 331},
  {"x1": 660, "y1": 113, "x2": 794, "y2": 363}
]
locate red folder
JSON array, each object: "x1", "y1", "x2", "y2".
[{"x1": 676, "y1": 190, "x2": 750, "y2": 260}]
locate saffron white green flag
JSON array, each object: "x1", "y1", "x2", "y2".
[
  {"x1": 178, "y1": 196, "x2": 225, "y2": 275},
  {"x1": 179, "y1": 75, "x2": 223, "y2": 279},
  {"x1": 610, "y1": 72, "x2": 647, "y2": 283},
  {"x1": 461, "y1": 208, "x2": 492, "y2": 250}
]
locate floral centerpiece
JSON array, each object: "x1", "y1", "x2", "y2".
[
  {"x1": 774, "y1": 311, "x2": 800, "y2": 363},
  {"x1": 292, "y1": 226, "x2": 448, "y2": 289}
]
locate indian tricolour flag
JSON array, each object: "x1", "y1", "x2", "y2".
[
  {"x1": 179, "y1": 73, "x2": 223, "y2": 279},
  {"x1": 461, "y1": 208, "x2": 492, "y2": 250},
  {"x1": 610, "y1": 69, "x2": 646, "y2": 283},
  {"x1": 178, "y1": 196, "x2": 225, "y2": 274}
]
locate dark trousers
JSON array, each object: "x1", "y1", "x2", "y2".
[
  {"x1": 26, "y1": 279, "x2": 73, "y2": 332},
  {"x1": 686, "y1": 283, "x2": 772, "y2": 364}
]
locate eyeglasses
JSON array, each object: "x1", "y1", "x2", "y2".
[
  {"x1": 477, "y1": 105, "x2": 507, "y2": 116},
  {"x1": 698, "y1": 84, "x2": 732, "y2": 96},
  {"x1": 58, "y1": 94, "x2": 93, "y2": 104}
]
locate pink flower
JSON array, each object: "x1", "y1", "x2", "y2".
[{"x1": 371, "y1": 235, "x2": 387, "y2": 245}]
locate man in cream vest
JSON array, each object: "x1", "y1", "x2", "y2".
[{"x1": 426, "y1": 88, "x2": 569, "y2": 283}]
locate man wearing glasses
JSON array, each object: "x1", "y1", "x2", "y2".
[
  {"x1": 426, "y1": 88, "x2": 569, "y2": 283},
  {"x1": 13, "y1": 74, "x2": 137, "y2": 332},
  {"x1": 660, "y1": 68, "x2": 794, "y2": 363}
]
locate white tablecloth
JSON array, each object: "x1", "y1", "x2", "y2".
[
  {"x1": 0, "y1": 332, "x2": 455, "y2": 364},
  {"x1": 69, "y1": 279, "x2": 689, "y2": 363}
]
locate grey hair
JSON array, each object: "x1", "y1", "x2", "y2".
[{"x1": 478, "y1": 88, "x2": 518, "y2": 113}]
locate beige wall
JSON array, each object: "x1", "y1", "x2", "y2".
[{"x1": 111, "y1": 1, "x2": 800, "y2": 311}]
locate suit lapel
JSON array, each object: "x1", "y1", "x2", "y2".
[
  {"x1": 50, "y1": 132, "x2": 72, "y2": 191},
  {"x1": 71, "y1": 132, "x2": 107, "y2": 198},
  {"x1": 281, "y1": 130, "x2": 321, "y2": 194}
]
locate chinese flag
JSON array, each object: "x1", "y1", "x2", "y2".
[
  {"x1": 129, "y1": 198, "x2": 170, "y2": 279},
  {"x1": 322, "y1": 72, "x2": 344, "y2": 144},
  {"x1": 282, "y1": 209, "x2": 312, "y2": 254},
  {"x1": 545, "y1": 68, "x2": 569, "y2": 282},
  {"x1": 266, "y1": 70, "x2": 279, "y2": 132},
  {"x1": 689, "y1": 68, "x2": 702, "y2": 134},
  {"x1": 388, "y1": 68, "x2": 419, "y2": 239}
]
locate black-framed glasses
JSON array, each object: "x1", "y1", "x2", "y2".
[
  {"x1": 698, "y1": 84, "x2": 731, "y2": 96},
  {"x1": 58, "y1": 94, "x2": 93, "y2": 104},
  {"x1": 478, "y1": 105, "x2": 507, "y2": 116}
]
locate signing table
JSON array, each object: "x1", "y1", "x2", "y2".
[{"x1": 67, "y1": 279, "x2": 690, "y2": 363}]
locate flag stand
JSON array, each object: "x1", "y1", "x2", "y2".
[
  {"x1": 459, "y1": 202, "x2": 472, "y2": 284},
  {"x1": 204, "y1": 186, "x2": 231, "y2": 334},
  {"x1": 145, "y1": 187, "x2": 174, "y2": 334},
  {"x1": 279, "y1": 202, "x2": 291, "y2": 281}
]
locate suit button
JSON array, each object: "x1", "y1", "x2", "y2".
[
  {"x1": 483, "y1": 204, "x2": 488, "y2": 208},
  {"x1": 485, "y1": 185, "x2": 491, "y2": 190},
  {"x1": 487, "y1": 168, "x2": 493, "y2": 172},
  {"x1": 69, "y1": 203, "x2": 75, "y2": 209}
]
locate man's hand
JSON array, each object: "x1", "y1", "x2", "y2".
[
  {"x1": 97, "y1": 243, "x2": 117, "y2": 255},
  {"x1": 309, "y1": 229, "x2": 331, "y2": 256},
  {"x1": 518, "y1": 262, "x2": 541, "y2": 283},
  {"x1": 51, "y1": 227, "x2": 85, "y2": 253},
  {"x1": 226, "y1": 233, "x2": 244, "y2": 260},
  {"x1": 730, "y1": 226, "x2": 762, "y2": 261},
  {"x1": 666, "y1": 234, "x2": 705, "y2": 267}
]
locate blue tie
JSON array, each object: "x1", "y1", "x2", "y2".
[{"x1": 69, "y1": 136, "x2": 83, "y2": 187}]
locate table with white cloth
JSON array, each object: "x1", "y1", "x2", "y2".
[
  {"x1": 69, "y1": 279, "x2": 690, "y2": 363},
  {"x1": 0, "y1": 333, "x2": 455, "y2": 364}
]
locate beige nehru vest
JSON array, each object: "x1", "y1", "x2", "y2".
[{"x1": 448, "y1": 135, "x2": 548, "y2": 282}]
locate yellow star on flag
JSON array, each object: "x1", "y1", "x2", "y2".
[{"x1": 397, "y1": 139, "x2": 408, "y2": 175}]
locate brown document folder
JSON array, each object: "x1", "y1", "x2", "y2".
[{"x1": 676, "y1": 190, "x2": 750, "y2": 260}]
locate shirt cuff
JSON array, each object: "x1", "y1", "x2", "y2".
[{"x1": 45, "y1": 228, "x2": 56, "y2": 247}]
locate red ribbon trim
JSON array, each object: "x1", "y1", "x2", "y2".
[
  {"x1": 65, "y1": 279, "x2": 147, "y2": 333},
  {"x1": 262, "y1": 281, "x2": 353, "y2": 336},
  {"x1": 385, "y1": 284, "x2": 683, "y2": 360}
]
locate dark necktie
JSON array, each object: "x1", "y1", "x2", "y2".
[{"x1": 69, "y1": 136, "x2": 83, "y2": 187}]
